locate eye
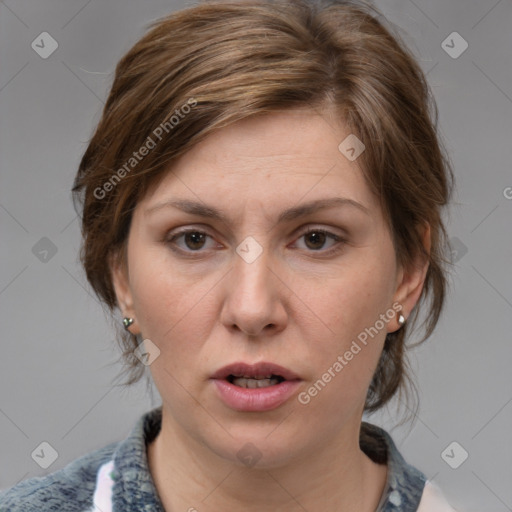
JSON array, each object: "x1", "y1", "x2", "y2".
[
  {"x1": 165, "y1": 227, "x2": 346, "y2": 256},
  {"x1": 293, "y1": 228, "x2": 345, "y2": 254},
  {"x1": 166, "y1": 229, "x2": 218, "y2": 253}
]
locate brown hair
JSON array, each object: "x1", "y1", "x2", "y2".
[{"x1": 72, "y1": 0, "x2": 454, "y2": 415}]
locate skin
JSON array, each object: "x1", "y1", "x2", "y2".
[{"x1": 111, "y1": 107, "x2": 430, "y2": 512}]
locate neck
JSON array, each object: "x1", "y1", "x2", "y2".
[{"x1": 147, "y1": 408, "x2": 387, "y2": 512}]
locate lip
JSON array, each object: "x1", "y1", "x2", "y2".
[
  {"x1": 210, "y1": 361, "x2": 302, "y2": 412},
  {"x1": 211, "y1": 361, "x2": 300, "y2": 381}
]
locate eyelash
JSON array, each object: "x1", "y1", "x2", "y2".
[{"x1": 165, "y1": 227, "x2": 347, "y2": 258}]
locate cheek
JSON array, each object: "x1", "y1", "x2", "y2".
[
  {"x1": 130, "y1": 264, "x2": 217, "y2": 406},
  {"x1": 293, "y1": 250, "x2": 395, "y2": 405},
  {"x1": 295, "y1": 251, "x2": 395, "y2": 342},
  {"x1": 296, "y1": 300, "x2": 387, "y2": 425},
  {"x1": 129, "y1": 249, "x2": 220, "y2": 354}
]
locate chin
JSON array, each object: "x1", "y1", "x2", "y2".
[{"x1": 200, "y1": 420, "x2": 315, "y2": 470}]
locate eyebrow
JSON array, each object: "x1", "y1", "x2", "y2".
[{"x1": 145, "y1": 197, "x2": 370, "y2": 223}]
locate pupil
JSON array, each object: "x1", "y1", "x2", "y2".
[
  {"x1": 183, "y1": 232, "x2": 326, "y2": 251},
  {"x1": 185, "y1": 232, "x2": 205, "y2": 250},
  {"x1": 306, "y1": 231, "x2": 325, "y2": 250}
]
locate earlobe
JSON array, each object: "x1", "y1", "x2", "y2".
[
  {"x1": 390, "y1": 222, "x2": 431, "y2": 332},
  {"x1": 110, "y1": 252, "x2": 140, "y2": 335}
]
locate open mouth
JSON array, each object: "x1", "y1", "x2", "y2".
[
  {"x1": 226, "y1": 374, "x2": 286, "y2": 388},
  {"x1": 211, "y1": 361, "x2": 301, "y2": 411}
]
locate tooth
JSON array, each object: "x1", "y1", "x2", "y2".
[
  {"x1": 232, "y1": 377, "x2": 280, "y2": 388},
  {"x1": 232, "y1": 377, "x2": 248, "y2": 388},
  {"x1": 256, "y1": 379, "x2": 273, "y2": 388}
]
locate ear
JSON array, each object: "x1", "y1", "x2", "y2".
[
  {"x1": 389, "y1": 222, "x2": 431, "y2": 332},
  {"x1": 110, "y1": 251, "x2": 141, "y2": 335}
]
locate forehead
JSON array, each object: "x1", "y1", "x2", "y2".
[{"x1": 139, "y1": 108, "x2": 378, "y2": 218}]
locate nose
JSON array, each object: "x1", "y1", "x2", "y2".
[{"x1": 220, "y1": 247, "x2": 288, "y2": 338}]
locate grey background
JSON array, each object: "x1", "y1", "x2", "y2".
[{"x1": 1, "y1": 0, "x2": 511, "y2": 510}]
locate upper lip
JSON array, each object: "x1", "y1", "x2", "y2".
[{"x1": 211, "y1": 362, "x2": 301, "y2": 381}]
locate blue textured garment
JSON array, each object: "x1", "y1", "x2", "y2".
[{"x1": 0, "y1": 407, "x2": 428, "y2": 511}]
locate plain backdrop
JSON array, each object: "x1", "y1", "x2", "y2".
[{"x1": 1, "y1": 1, "x2": 511, "y2": 511}]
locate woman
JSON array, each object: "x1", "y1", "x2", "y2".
[{"x1": 0, "y1": 0, "x2": 456, "y2": 510}]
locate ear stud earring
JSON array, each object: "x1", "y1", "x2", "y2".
[
  {"x1": 123, "y1": 317, "x2": 134, "y2": 330},
  {"x1": 398, "y1": 311, "x2": 406, "y2": 326}
]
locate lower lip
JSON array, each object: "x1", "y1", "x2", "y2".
[{"x1": 212, "y1": 379, "x2": 301, "y2": 412}]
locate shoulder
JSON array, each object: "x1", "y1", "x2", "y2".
[
  {"x1": 360, "y1": 422, "x2": 458, "y2": 511},
  {"x1": 361, "y1": 421, "x2": 427, "y2": 508},
  {"x1": 418, "y1": 480, "x2": 458, "y2": 511},
  {"x1": 0, "y1": 441, "x2": 118, "y2": 512}
]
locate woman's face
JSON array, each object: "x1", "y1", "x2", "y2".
[{"x1": 113, "y1": 108, "x2": 426, "y2": 467}]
